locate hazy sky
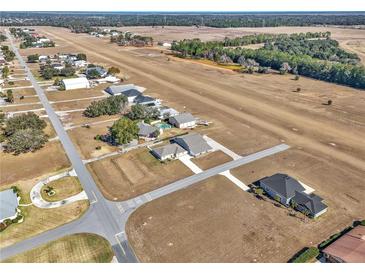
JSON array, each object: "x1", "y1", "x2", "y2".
[{"x1": 1, "y1": 0, "x2": 364, "y2": 12}]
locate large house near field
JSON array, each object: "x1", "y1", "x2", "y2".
[
  {"x1": 61, "y1": 77, "x2": 90, "y2": 90},
  {"x1": 134, "y1": 95, "x2": 160, "y2": 107},
  {"x1": 259, "y1": 173, "x2": 327, "y2": 218},
  {"x1": 151, "y1": 143, "x2": 187, "y2": 161},
  {"x1": 173, "y1": 133, "x2": 213, "y2": 157},
  {"x1": 169, "y1": 112, "x2": 196, "y2": 128},
  {"x1": 0, "y1": 189, "x2": 19, "y2": 223},
  {"x1": 322, "y1": 225, "x2": 365, "y2": 263}
]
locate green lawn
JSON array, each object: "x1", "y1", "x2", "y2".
[{"x1": 2, "y1": 233, "x2": 114, "y2": 263}]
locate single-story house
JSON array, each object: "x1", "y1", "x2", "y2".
[
  {"x1": 322, "y1": 225, "x2": 365, "y2": 263},
  {"x1": 38, "y1": 55, "x2": 48, "y2": 62},
  {"x1": 61, "y1": 77, "x2": 90, "y2": 90},
  {"x1": 158, "y1": 106, "x2": 179, "y2": 119},
  {"x1": 133, "y1": 95, "x2": 160, "y2": 107},
  {"x1": 105, "y1": 85, "x2": 142, "y2": 103},
  {"x1": 259, "y1": 173, "x2": 328, "y2": 218},
  {"x1": 151, "y1": 143, "x2": 187, "y2": 161},
  {"x1": 73, "y1": 60, "x2": 87, "y2": 68},
  {"x1": 173, "y1": 133, "x2": 213, "y2": 157},
  {"x1": 86, "y1": 66, "x2": 107, "y2": 79},
  {"x1": 138, "y1": 122, "x2": 160, "y2": 139},
  {"x1": 0, "y1": 189, "x2": 19, "y2": 223},
  {"x1": 169, "y1": 112, "x2": 196, "y2": 128},
  {"x1": 51, "y1": 63, "x2": 64, "y2": 71},
  {"x1": 259, "y1": 173, "x2": 306, "y2": 205}
]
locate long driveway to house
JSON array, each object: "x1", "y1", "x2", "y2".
[{"x1": 0, "y1": 31, "x2": 290, "y2": 263}]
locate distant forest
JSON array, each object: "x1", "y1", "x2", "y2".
[{"x1": 1, "y1": 12, "x2": 364, "y2": 28}]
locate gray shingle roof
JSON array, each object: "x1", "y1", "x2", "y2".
[
  {"x1": 169, "y1": 113, "x2": 195, "y2": 125},
  {"x1": 0, "y1": 189, "x2": 19, "y2": 221},
  {"x1": 174, "y1": 133, "x2": 212, "y2": 156},
  {"x1": 152, "y1": 143, "x2": 186, "y2": 159},
  {"x1": 105, "y1": 85, "x2": 141, "y2": 96},
  {"x1": 86, "y1": 66, "x2": 107, "y2": 76},
  {"x1": 260, "y1": 173, "x2": 305, "y2": 199},
  {"x1": 138, "y1": 122, "x2": 157, "y2": 137},
  {"x1": 292, "y1": 191, "x2": 327, "y2": 215},
  {"x1": 134, "y1": 95, "x2": 156, "y2": 104}
]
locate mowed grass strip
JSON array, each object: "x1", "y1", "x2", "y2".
[
  {"x1": 41, "y1": 176, "x2": 83, "y2": 202},
  {"x1": 2, "y1": 233, "x2": 114, "y2": 263}
]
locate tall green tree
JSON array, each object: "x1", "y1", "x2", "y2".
[{"x1": 109, "y1": 117, "x2": 138, "y2": 145}]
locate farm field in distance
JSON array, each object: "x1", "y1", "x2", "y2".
[{"x1": 0, "y1": 19, "x2": 364, "y2": 264}]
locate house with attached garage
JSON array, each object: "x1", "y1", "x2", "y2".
[
  {"x1": 259, "y1": 173, "x2": 327, "y2": 218},
  {"x1": 169, "y1": 112, "x2": 196, "y2": 128},
  {"x1": 151, "y1": 143, "x2": 187, "y2": 161},
  {"x1": 173, "y1": 133, "x2": 213, "y2": 157},
  {"x1": 105, "y1": 84, "x2": 145, "y2": 103}
]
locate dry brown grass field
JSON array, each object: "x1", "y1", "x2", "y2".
[
  {"x1": 0, "y1": 141, "x2": 70, "y2": 184},
  {"x1": 6, "y1": 26, "x2": 364, "y2": 262},
  {"x1": 191, "y1": 150, "x2": 232, "y2": 169},
  {"x1": 67, "y1": 121, "x2": 118, "y2": 159},
  {"x1": 87, "y1": 148, "x2": 193, "y2": 201},
  {"x1": 2, "y1": 233, "x2": 114, "y2": 263}
]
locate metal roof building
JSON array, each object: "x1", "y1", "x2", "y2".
[{"x1": 0, "y1": 189, "x2": 19, "y2": 222}]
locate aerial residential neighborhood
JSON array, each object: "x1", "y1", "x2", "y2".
[{"x1": 0, "y1": 1, "x2": 364, "y2": 271}]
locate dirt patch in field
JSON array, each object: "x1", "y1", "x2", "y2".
[
  {"x1": 4, "y1": 80, "x2": 32, "y2": 88},
  {"x1": 191, "y1": 150, "x2": 232, "y2": 170},
  {"x1": 46, "y1": 87, "x2": 107, "y2": 101},
  {"x1": 67, "y1": 121, "x2": 118, "y2": 159},
  {"x1": 52, "y1": 98, "x2": 100, "y2": 111},
  {"x1": 87, "y1": 148, "x2": 193, "y2": 201},
  {"x1": 60, "y1": 112, "x2": 120, "y2": 128},
  {"x1": 0, "y1": 141, "x2": 70, "y2": 184},
  {"x1": 0, "y1": 103, "x2": 43, "y2": 113},
  {"x1": 6, "y1": 88, "x2": 36, "y2": 96}
]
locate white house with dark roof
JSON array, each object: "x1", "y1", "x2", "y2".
[
  {"x1": 169, "y1": 112, "x2": 196, "y2": 128},
  {"x1": 173, "y1": 133, "x2": 213, "y2": 157},
  {"x1": 0, "y1": 189, "x2": 19, "y2": 223}
]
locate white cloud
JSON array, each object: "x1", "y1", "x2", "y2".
[{"x1": 1, "y1": 0, "x2": 364, "y2": 12}]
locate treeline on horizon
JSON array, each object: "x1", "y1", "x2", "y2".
[
  {"x1": 1, "y1": 12, "x2": 364, "y2": 28},
  {"x1": 171, "y1": 32, "x2": 365, "y2": 89}
]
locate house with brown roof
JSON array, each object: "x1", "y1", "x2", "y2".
[{"x1": 322, "y1": 225, "x2": 365, "y2": 263}]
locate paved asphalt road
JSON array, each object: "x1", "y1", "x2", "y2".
[{"x1": 0, "y1": 32, "x2": 290, "y2": 262}]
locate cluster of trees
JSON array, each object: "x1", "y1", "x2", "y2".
[
  {"x1": 110, "y1": 32, "x2": 153, "y2": 47},
  {"x1": 9, "y1": 28, "x2": 55, "y2": 49},
  {"x1": 2, "y1": 65, "x2": 9, "y2": 78},
  {"x1": 83, "y1": 95, "x2": 127, "y2": 117},
  {"x1": 27, "y1": 54, "x2": 39, "y2": 63},
  {"x1": 109, "y1": 117, "x2": 139, "y2": 145},
  {"x1": 1, "y1": 45, "x2": 15, "y2": 62},
  {"x1": 127, "y1": 104, "x2": 160, "y2": 123},
  {"x1": 264, "y1": 37, "x2": 359, "y2": 64},
  {"x1": 171, "y1": 34, "x2": 365, "y2": 89},
  {"x1": 2, "y1": 12, "x2": 364, "y2": 28},
  {"x1": 40, "y1": 64, "x2": 75, "y2": 80},
  {"x1": 0, "y1": 33, "x2": 6, "y2": 42},
  {"x1": 1, "y1": 113, "x2": 48, "y2": 154}
]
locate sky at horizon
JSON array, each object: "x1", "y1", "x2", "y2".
[{"x1": 1, "y1": 0, "x2": 364, "y2": 12}]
